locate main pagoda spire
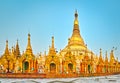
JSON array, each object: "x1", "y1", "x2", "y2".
[
  {"x1": 69, "y1": 10, "x2": 85, "y2": 47},
  {"x1": 72, "y1": 10, "x2": 80, "y2": 36}
]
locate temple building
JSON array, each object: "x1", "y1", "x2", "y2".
[{"x1": 0, "y1": 11, "x2": 120, "y2": 75}]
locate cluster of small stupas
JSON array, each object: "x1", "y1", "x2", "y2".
[{"x1": 0, "y1": 11, "x2": 120, "y2": 76}]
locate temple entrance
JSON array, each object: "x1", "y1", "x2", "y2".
[
  {"x1": 68, "y1": 63, "x2": 73, "y2": 73},
  {"x1": 50, "y1": 63, "x2": 56, "y2": 73},
  {"x1": 88, "y1": 65, "x2": 91, "y2": 73},
  {"x1": 23, "y1": 61, "x2": 29, "y2": 72}
]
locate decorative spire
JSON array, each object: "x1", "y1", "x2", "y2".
[
  {"x1": 110, "y1": 50, "x2": 115, "y2": 64},
  {"x1": 16, "y1": 39, "x2": 20, "y2": 57},
  {"x1": 17, "y1": 39, "x2": 18, "y2": 44},
  {"x1": 48, "y1": 36, "x2": 56, "y2": 55},
  {"x1": 52, "y1": 36, "x2": 54, "y2": 48},
  {"x1": 105, "y1": 51, "x2": 108, "y2": 63},
  {"x1": 100, "y1": 48, "x2": 102, "y2": 57},
  {"x1": 111, "y1": 50, "x2": 114, "y2": 58},
  {"x1": 40, "y1": 52, "x2": 42, "y2": 56},
  {"x1": 12, "y1": 46, "x2": 14, "y2": 53},
  {"x1": 44, "y1": 51, "x2": 46, "y2": 56},
  {"x1": 99, "y1": 48, "x2": 103, "y2": 63},
  {"x1": 105, "y1": 51, "x2": 108, "y2": 59},
  {"x1": 110, "y1": 50, "x2": 114, "y2": 58},
  {"x1": 28, "y1": 33, "x2": 31, "y2": 48},
  {"x1": 4, "y1": 40, "x2": 9, "y2": 55},
  {"x1": 11, "y1": 46, "x2": 16, "y2": 56},
  {"x1": 25, "y1": 33, "x2": 33, "y2": 55}
]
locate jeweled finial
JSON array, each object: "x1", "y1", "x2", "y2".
[
  {"x1": 75, "y1": 10, "x2": 78, "y2": 18},
  {"x1": 74, "y1": 10, "x2": 79, "y2": 25}
]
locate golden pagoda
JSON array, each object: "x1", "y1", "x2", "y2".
[
  {"x1": 45, "y1": 36, "x2": 60, "y2": 73},
  {"x1": 0, "y1": 11, "x2": 120, "y2": 77},
  {"x1": 20, "y1": 33, "x2": 37, "y2": 73}
]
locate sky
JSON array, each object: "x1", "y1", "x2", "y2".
[{"x1": 0, "y1": 0, "x2": 120, "y2": 59}]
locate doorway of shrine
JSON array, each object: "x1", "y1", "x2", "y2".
[
  {"x1": 23, "y1": 61, "x2": 29, "y2": 73},
  {"x1": 88, "y1": 64, "x2": 91, "y2": 73},
  {"x1": 68, "y1": 63, "x2": 73, "y2": 73},
  {"x1": 50, "y1": 63, "x2": 56, "y2": 73}
]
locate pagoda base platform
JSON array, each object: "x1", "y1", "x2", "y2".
[{"x1": 0, "y1": 72, "x2": 120, "y2": 78}]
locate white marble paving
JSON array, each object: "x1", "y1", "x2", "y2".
[{"x1": 0, "y1": 74, "x2": 120, "y2": 83}]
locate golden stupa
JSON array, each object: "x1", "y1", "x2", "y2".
[{"x1": 0, "y1": 11, "x2": 120, "y2": 78}]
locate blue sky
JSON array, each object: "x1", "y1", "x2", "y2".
[{"x1": 0, "y1": 0, "x2": 120, "y2": 59}]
